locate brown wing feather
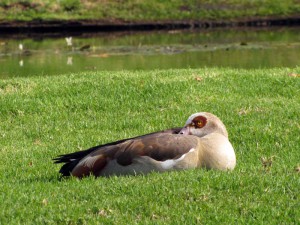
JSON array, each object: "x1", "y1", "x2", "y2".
[
  {"x1": 54, "y1": 127, "x2": 182, "y2": 163},
  {"x1": 72, "y1": 154, "x2": 107, "y2": 178},
  {"x1": 54, "y1": 127, "x2": 182, "y2": 176},
  {"x1": 71, "y1": 145, "x2": 119, "y2": 178},
  {"x1": 71, "y1": 134, "x2": 199, "y2": 177},
  {"x1": 114, "y1": 133, "x2": 199, "y2": 166}
]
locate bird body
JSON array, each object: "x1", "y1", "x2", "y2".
[{"x1": 54, "y1": 112, "x2": 236, "y2": 178}]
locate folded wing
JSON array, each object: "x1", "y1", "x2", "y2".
[
  {"x1": 64, "y1": 133, "x2": 199, "y2": 178},
  {"x1": 53, "y1": 127, "x2": 184, "y2": 177}
]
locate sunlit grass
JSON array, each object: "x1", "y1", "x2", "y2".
[
  {"x1": 0, "y1": 68, "x2": 299, "y2": 224},
  {"x1": 0, "y1": 0, "x2": 299, "y2": 21}
]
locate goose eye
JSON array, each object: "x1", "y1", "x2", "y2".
[
  {"x1": 192, "y1": 116, "x2": 207, "y2": 128},
  {"x1": 196, "y1": 121, "x2": 203, "y2": 127}
]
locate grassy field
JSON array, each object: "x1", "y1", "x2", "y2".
[
  {"x1": 0, "y1": 0, "x2": 300, "y2": 22},
  {"x1": 0, "y1": 68, "x2": 299, "y2": 224}
]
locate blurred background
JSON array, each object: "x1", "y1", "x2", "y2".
[{"x1": 0, "y1": 0, "x2": 299, "y2": 78}]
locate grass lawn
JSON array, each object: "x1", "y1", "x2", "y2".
[
  {"x1": 0, "y1": 0, "x2": 300, "y2": 22},
  {"x1": 0, "y1": 68, "x2": 299, "y2": 224}
]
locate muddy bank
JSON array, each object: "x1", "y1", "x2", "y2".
[{"x1": 0, "y1": 16, "x2": 299, "y2": 36}]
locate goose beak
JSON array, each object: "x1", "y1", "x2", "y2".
[{"x1": 179, "y1": 126, "x2": 190, "y2": 135}]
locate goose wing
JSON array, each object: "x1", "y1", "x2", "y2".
[
  {"x1": 54, "y1": 127, "x2": 183, "y2": 176},
  {"x1": 70, "y1": 133, "x2": 199, "y2": 177}
]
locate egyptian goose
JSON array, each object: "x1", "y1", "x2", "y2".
[{"x1": 54, "y1": 112, "x2": 236, "y2": 178}]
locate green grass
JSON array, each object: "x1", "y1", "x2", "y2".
[
  {"x1": 0, "y1": 68, "x2": 299, "y2": 224},
  {"x1": 0, "y1": 0, "x2": 299, "y2": 22}
]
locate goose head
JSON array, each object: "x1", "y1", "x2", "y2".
[{"x1": 179, "y1": 112, "x2": 228, "y2": 138}]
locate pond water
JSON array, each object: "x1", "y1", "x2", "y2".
[{"x1": 0, "y1": 27, "x2": 299, "y2": 78}]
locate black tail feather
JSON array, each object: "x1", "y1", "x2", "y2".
[{"x1": 58, "y1": 159, "x2": 81, "y2": 176}]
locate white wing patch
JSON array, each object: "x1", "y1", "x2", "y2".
[{"x1": 160, "y1": 148, "x2": 195, "y2": 170}]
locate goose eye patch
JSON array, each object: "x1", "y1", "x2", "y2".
[{"x1": 192, "y1": 116, "x2": 207, "y2": 128}]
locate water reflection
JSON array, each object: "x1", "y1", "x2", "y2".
[
  {"x1": 66, "y1": 57, "x2": 72, "y2": 65},
  {"x1": 0, "y1": 27, "x2": 299, "y2": 78}
]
